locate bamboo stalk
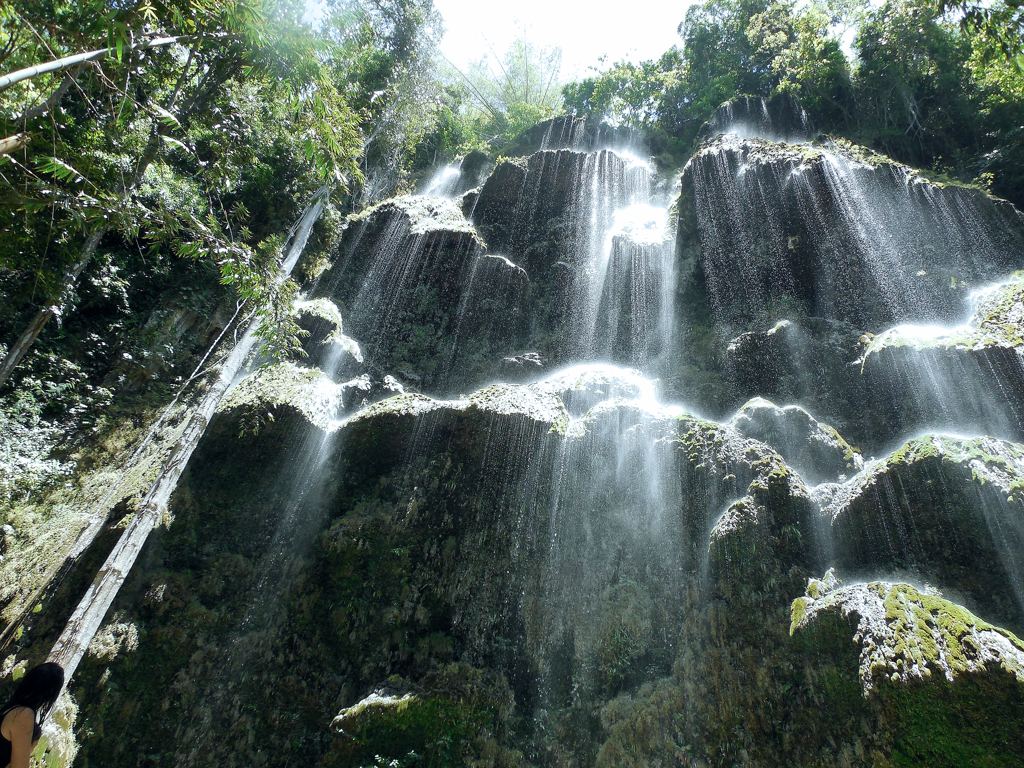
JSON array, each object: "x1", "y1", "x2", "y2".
[
  {"x1": 0, "y1": 133, "x2": 28, "y2": 155},
  {"x1": 0, "y1": 36, "x2": 182, "y2": 92},
  {"x1": 46, "y1": 189, "x2": 328, "y2": 685}
]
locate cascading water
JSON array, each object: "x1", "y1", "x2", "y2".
[
  {"x1": 45, "y1": 112, "x2": 1024, "y2": 768},
  {"x1": 564, "y1": 151, "x2": 675, "y2": 365},
  {"x1": 687, "y1": 134, "x2": 1024, "y2": 327}
]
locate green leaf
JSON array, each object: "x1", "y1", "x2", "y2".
[
  {"x1": 38, "y1": 156, "x2": 85, "y2": 183},
  {"x1": 151, "y1": 104, "x2": 181, "y2": 128},
  {"x1": 160, "y1": 135, "x2": 192, "y2": 154}
]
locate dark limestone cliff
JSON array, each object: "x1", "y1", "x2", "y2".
[{"x1": 4, "y1": 108, "x2": 1024, "y2": 768}]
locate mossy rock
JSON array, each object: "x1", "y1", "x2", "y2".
[
  {"x1": 324, "y1": 664, "x2": 518, "y2": 768},
  {"x1": 217, "y1": 361, "x2": 342, "y2": 433},
  {"x1": 294, "y1": 297, "x2": 363, "y2": 363},
  {"x1": 349, "y1": 195, "x2": 482, "y2": 239},
  {"x1": 29, "y1": 692, "x2": 79, "y2": 768},
  {"x1": 792, "y1": 576, "x2": 1024, "y2": 767},
  {"x1": 816, "y1": 434, "x2": 1024, "y2": 629},
  {"x1": 704, "y1": 435, "x2": 818, "y2": 599},
  {"x1": 729, "y1": 396, "x2": 862, "y2": 484}
]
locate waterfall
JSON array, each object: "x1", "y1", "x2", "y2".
[{"x1": 32, "y1": 112, "x2": 1024, "y2": 767}]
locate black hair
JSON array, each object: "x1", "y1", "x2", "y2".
[{"x1": 1, "y1": 663, "x2": 65, "y2": 727}]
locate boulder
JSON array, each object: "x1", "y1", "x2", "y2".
[
  {"x1": 815, "y1": 434, "x2": 1024, "y2": 630},
  {"x1": 325, "y1": 664, "x2": 518, "y2": 768},
  {"x1": 698, "y1": 93, "x2": 814, "y2": 143},
  {"x1": 729, "y1": 397, "x2": 862, "y2": 484},
  {"x1": 791, "y1": 576, "x2": 1024, "y2": 767}
]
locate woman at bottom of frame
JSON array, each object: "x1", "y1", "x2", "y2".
[{"x1": 0, "y1": 663, "x2": 65, "y2": 768}]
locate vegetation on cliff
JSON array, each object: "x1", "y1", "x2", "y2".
[{"x1": 563, "y1": 0, "x2": 1024, "y2": 206}]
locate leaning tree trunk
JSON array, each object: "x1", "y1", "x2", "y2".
[
  {"x1": 0, "y1": 297, "x2": 248, "y2": 657},
  {"x1": 47, "y1": 323, "x2": 257, "y2": 679},
  {"x1": 47, "y1": 191, "x2": 327, "y2": 684}
]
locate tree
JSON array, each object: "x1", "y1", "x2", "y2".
[
  {"x1": 938, "y1": 0, "x2": 1024, "y2": 65},
  {"x1": 0, "y1": 0, "x2": 363, "y2": 387},
  {"x1": 449, "y1": 35, "x2": 564, "y2": 148},
  {"x1": 746, "y1": 1, "x2": 854, "y2": 126},
  {"x1": 853, "y1": 0, "x2": 979, "y2": 169},
  {"x1": 562, "y1": 51, "x2": 682, "y2": 131},
  {"x1": 317, "y1": 0, "x2": 448, "y2": 197}
]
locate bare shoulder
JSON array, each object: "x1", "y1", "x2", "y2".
[{"x1": 1, "y1": 706, "x2": 34, "y2": 738}]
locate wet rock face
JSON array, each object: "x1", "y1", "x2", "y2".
[
  {"x1": 699, "y1": 94, "x2": 815, "y2": 143},
  {"x1": 857, "y1": 274, "x2": 1024, "y2": 445},
  {"x1": 721, "y1": 317, "x2": 870, "y2": 445},
  {"x1": 499, "y1": 116, "x2": 640, "y2": 158},
  {"x1": 471, "y1": 149, "x2": 587, "y2": 263},
  {"x1": 815, "y1": 435, "x2": 1024, "y2": 632},
  {"x1": 57, "y1": 115, "x2": 1024, "y2": 768},
  {"x1": 298, "y1": 142, "x2": 673, "y2": 396},
  {"x1": 729, "y1": 397, "x2": 862, "y2": 484},
  {"x1": 681, "y1": 135, "x2": 1024, "y2": 330},
  {"x1": 308, "y1": 195, "x2": 486, "y2": 389}
]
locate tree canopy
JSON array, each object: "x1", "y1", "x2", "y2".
[
  {"x1": 0, "y1": 0, "x2": 450, "y2": 407},
  {"x1": 444, "y1": 34, "x2": 564, "y2": 149},
  {"x1": 563, "y1": 0, "x2": 1024, "y2": 206}
]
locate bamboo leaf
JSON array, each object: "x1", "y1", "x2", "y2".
[
  {"x1": 38, "y1": 156, "x2": 85, "y2": 183},
  {"x1": 151, "y1": 104, "x2": 181, "y2": 128},
  {"x1": 160, "y1": 135, "x2": 192, "y2": 154}
]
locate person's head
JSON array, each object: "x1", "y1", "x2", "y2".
[{"x1": 3, "y1": 663, "x2": 64, "y2": 724}]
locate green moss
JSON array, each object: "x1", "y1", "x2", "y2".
[
  {"x1": 312, "y1": 569, "x2": 518, "y2": 767},
  {"x1": 28, "y1": 692, "x2": 78, "y2": 768},
  {"x1": 790, "y1": 596, "x2": 809, "y2": 630},
  {"x1": 347, "y1": 392, "x2": 441, "y2": 422},
  {"x1": 692, "y1": 135, "x2": 824, "y2": 169},
  {"x1": 0, "y1": 391, "x2": 198, "y2": 630},
  {"x1": 972, "y1": 274, "x2": 1024, "y2": 347},
  {"x1": 882, "y1": 583, "x2": 1024, "y2": 667},
  {"x1": 327, "y1": 674, "x2": 505, "y2": 768},
  {"x1": 821, "y1": 136, "x2": 1002, "y2": 197},
  {"x1": 217, "y1": 361, "x2": 340, "y2": 432},
  {"x1": 793, "y1": 579, "x2": 1024, "y2": 694},
  {"x1": 883, "y1": 674, "x2": 1024, "y2": 768},
  {"x1": 594, "y1": 581, "x2": 655, "y2": 694},
  {"x1": 881, "y1": 434, "x2": 1024, "y2": 498},
  {"x1": 350, "y1": 195, "x2": 483, "y2": 241}
]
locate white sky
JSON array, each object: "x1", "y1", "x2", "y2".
[
  {"x1": 305, "y1": 1, "x2": 691, "y2": 81},
  {"x1": 432, "y1": 0, "x2": 690, "y2": 79}
]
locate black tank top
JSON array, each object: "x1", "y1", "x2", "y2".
[{"x1": 0, "y1": 706, "x2": 40, "y2": 768}]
